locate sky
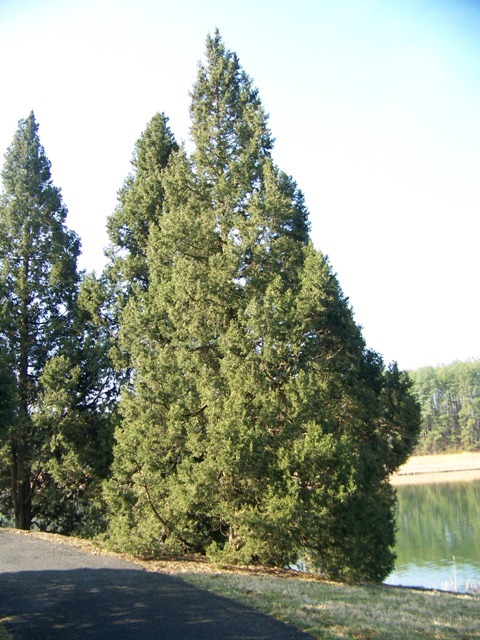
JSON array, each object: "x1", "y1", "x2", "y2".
[{"x1": 0, "y1": 0, "x2": 479, "y2": 371}]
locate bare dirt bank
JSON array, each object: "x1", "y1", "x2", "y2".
[{"x1": 390, "y1": 452, "x2": 480, "y2": 485}]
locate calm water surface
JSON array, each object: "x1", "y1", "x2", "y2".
[{"x1": 386, "y1": 480, "x2": 480, "y2": 592}]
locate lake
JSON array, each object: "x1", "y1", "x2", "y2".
[{"x1": 386, "y1": 479, "x2": 480, "y2": 592}]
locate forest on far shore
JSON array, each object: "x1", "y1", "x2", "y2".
[{"x1": 411, "y1": 359, "x2": 480, "y2": 454}]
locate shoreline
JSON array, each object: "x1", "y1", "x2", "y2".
[{"x1": 390, "y1": 452, "x2": 480, "y2": 486}]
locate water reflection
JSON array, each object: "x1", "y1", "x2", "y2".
[{"x1": 386, "y1": 480, "x2": 480, "y2": 592}]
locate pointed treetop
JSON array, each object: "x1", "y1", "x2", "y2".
[
  {"x1": 1, "y1": 111, "x2": 53, "y2": 196},
  {"x1": 190, "y1": 29, "x2": 273, "y2": 177},
  {"x1": 131, "y1": 112, "x2": 178, "y2": 176},
  {"x1": 105, "y1": 111, "x2": 178, "y2": 292}
]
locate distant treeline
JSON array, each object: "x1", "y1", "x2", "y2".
[{"x1": 410, "y1": 360, "x2": 480, "y2": 453}]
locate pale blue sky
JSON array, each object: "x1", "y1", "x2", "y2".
[{"x1": 0, "y1": 0, "x2": 479, "y2": 370}]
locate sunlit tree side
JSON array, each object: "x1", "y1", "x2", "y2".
[{"x1": 102, "y1": 113, "x2": 178, "y2": 379}]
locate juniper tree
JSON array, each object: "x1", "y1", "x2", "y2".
[
  {"x1": 102, "y1": 113, "x2": 178, "y2": 380},
  {"x1": 106, "y1": 32, "x2": 420, "y2": 581},
  {"x1": 106, "y1": 112, "x2": 178, "y2": 295}
]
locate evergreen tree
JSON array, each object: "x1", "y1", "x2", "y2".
[
  {"x1": 0, "y1": 112, "x2": 108, "y2": 532},
  {"x1": 106, "y1": 112, "x2": 178, "y2": 296},
  {"x1": 104, "y1": 112, "x2": 178, "y2": 375},
  {"x1": 28, "y1": 274, "x2": 117, "y2": 535},
  {"x1": 106, "y1": 32, "x2": 420, "y2": 581}
]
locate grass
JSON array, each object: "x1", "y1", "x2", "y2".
[{"x1": 179, "y1": 571, "x2": 480, "y2": 639}]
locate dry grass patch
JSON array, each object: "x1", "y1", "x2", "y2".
[
  {"x1": 399, "y1": 452, "x2": 480, "y2": 474},
  {"x1": 391, "y1": 452, "x2": 480, "y2": 485},
  {"x1": 180, "y1": 572, "x2": 480, "y2": 640}
]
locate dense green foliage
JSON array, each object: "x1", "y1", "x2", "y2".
[
  {"x1": 411, "y1": 359, "x2": 480, "y2": 453},
  {"x1": 104, "y1": 32, "x2": 421, "y2": 582},
  {"x1": 0, "y1": 113, "x2": 114, "y2": 534},
  {"x1": 106, "y1": 111, "x2": 178, "y2": 295},
  {"x1": 103, "y1": 112, "x2": 178, "y2": 379}
]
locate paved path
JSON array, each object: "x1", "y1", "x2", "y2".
[{"x1": 0, "y1": 530, "x2": 313, "y2": 639}]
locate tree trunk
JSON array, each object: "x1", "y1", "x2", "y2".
[
  {"x1": 11, "y1": 441, "x2": 32, "y2": 530},
  {"x1": 11, "y1": 245, "x2": 33, "y2": 530}
]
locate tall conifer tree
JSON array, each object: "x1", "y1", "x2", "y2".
[
  {"x1": 106, "y1": 33, "x2": 420, "y2": 581},
  {"x1": 106, "y1": 112, "x2": 178, "y2": 293},
  {"x1": 0, "y1": 113, "x2": 81, "y2": 529},
  {"x1": 104, "y1": 112, "x2": 178, "y2": 374}
]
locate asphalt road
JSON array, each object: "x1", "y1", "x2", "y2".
[{"x1": 0, "y1": 529, "x2": 313, "y2": 639}]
